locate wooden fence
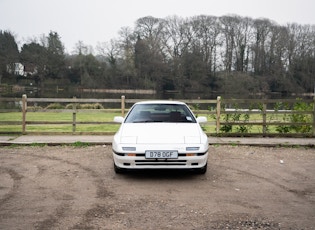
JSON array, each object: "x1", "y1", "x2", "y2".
[{"x1": 0, "y1": 94, "x2": 314, "y2": 137}]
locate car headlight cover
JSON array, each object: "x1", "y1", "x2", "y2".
[
  {"x1": 122, "y1": 147, "x2": 136, "y2": 151},
  {"x1": 186, "y1": 147, "x2": 200, "y2": 151}
]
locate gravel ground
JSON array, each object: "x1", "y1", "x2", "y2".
[{"x1": 0, "y1": 145, "x2": 314, "y2": 229}]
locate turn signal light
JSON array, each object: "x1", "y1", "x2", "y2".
[
  {"x1": 186, "y1": 153, "x2": 195, "y2": 156},
  {"x1": 127, "y1": 153, "x2": 136, "y2": 156}
]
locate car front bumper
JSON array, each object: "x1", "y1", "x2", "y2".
[{"x1": 113, "y1": 151, "x2": 208, "y2": 170}]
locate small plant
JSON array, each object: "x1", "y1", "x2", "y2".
[
  {"x1": 208, "y1": 106, "x2": 216, "y2": 120},
  {"x1": 72, "y1": 141, "x2": 90, "y2": 147},
  {"x1": 274, "y1": 102, "x2": 291, "y2": 133},
  {"x1": 275, "y1": 99, "x2": 312, "y2": 134},
  {"x1": 236, "y1": 113, "x2": 251, "y2": 133},
  {"x1": 220, "y1": 113, "x2": 232, "y2": 133},
  {"x1": 6, "y1": 144, "x2": 20, "y2": 148},
  {"x1": 229, "y1": 142, "x2": 239, "y2": 146},
  {"x1": 30, "y1": 143, "x2": 47, "y2": 147},
  {"x1": 290, "y1": 99, "x2": 312, "y2": 133},
  {"x1": 219, "y1": 103, "x2": 252, "y2": 133},
  {"x1": 192, "y1": 103, "x2": 200, "y2": 111}
]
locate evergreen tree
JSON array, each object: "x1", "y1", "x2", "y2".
[{"x1": 0, "y1": 31, "x2": 19, "y2": 83}]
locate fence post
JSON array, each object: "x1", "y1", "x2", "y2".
[
  {"x1": 121, "y1": 95, "x2": 125, "y2": 117},
  {"x1": 313, "y1": 97, "x2": 315, "y2": 137},
  {"x1": 216, "y1": 96, "x2": 221, "y2": 134},
  {"x1": 262, "y1": 102, "x2": 267, "y2": 136},
  {"x1": 72, "y1": 97, "x2": 77, "y2": 133},
  {"x1": 22, "y1": 94, "x2": 27, "y2": 134}
]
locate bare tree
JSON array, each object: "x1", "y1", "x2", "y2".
[
  {"x1": 191, "y1": 15, "x2": 221, "y2": 75},
  {"x1": 219, "y1": 15, "x2": 237, "y2": 72},
  {"x1": 117, "y1": 26, "x2": 137, "y2": 82},
  {"x1": 286, "y1": 24, "x2": 315, "y2": 91},
  {"x1": 74, "y1": 40, "x2": 89, "y2": 55},
  {"x1": 135, "y1": 16, "x2": 166, "y2": 89},
  {"x1": 252, "y1": 18, "x2": 272, "y2": 75},
  {"x1": 232, "y1": 16, "x2": 254, "y2": 72},
  {"x1": 267, "y1": 25, "x2": 289, "y2": 75}
]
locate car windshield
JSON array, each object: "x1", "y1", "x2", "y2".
[{"x1": 124, "y1": 104, "x2": 197, "y2": 123}]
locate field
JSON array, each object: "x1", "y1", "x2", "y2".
[
  {"x1": 0, "y1": 109, "x2": 313, "y2": 135},
  {"x1": 0, "y1": 97, "x2": 313, "y2": 136},
  {"x1": 0, "y1": 111, "x2": 121, "y2": 133}
]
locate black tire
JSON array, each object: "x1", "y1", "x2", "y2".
[
  {"x1": 114, "y1": 162, "x2": 124, "y2": 174},
  {"x1": 196, "y1": 163, "x2": 207, "y2": 174}
]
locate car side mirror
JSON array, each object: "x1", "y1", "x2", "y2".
[
  {"x1": 196, "y1": 116, "x2": 207, "y2": 123},
  {"x1": 114, "y1": 116, "x2": 124, "y2": 123}
]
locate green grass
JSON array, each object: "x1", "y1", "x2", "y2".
[
  {"x1": 0, "y1": 111, "x2": 122, "y2": 133},
  {"x1": 0, "y1": 112, "x2": 23, "y2": 121}
]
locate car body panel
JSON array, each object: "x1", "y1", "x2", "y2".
[{"x1": 118, "y1": 123, "x2": 203, "y2": 144}]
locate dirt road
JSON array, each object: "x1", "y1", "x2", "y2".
[{"x1": 0, "y1": 145, "x2": 314, "y2": 229}]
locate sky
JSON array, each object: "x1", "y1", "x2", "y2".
[{"x1": 1, "y1": 0, "x2": 315, "y2": 53}]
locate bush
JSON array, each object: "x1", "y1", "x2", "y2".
[
  {"x1": 27, "y1": 106, "x2": 43, "y2": 111},
  {"x1": 275, "y1": 99, "x2": 312, "y2": 134},
  {"x1": 65, "y1": 103, "x2": 104, "y2": 109},
  {"x1": 219, "y1": 103, "x2": 252, "y2": 133},
  {"x1": 45, "y1": 103, "x2": 64, "y2": 109},
  {"x1": 290, "y1": 99, "x2": 312, "y2": 133},
  {"x1": 65, "y1": 103, "x2": 79, "y2": 109},
  {"x1": 80, "y1": 103, "x2": 104, "y2": 109}
]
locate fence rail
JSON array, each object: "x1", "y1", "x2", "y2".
[{"x1": 0, "y1": 94, "x2": 314, "y2": 137}]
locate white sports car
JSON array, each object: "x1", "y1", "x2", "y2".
[{"x1": 112, "y1": 101, "x2": 209, "y2": 174}]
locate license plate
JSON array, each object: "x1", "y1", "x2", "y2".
[{"x1": 145, "y1": 150, "x2": 178, "y2": 159}]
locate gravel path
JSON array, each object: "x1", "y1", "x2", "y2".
[{"x1": 0, "y1": 145, "x2": 314, "y2": 229}]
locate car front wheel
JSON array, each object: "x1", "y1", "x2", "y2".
[
  {"x1": 196, "y1": 163, "x2": 207, "y2": 174},
  {"x1": 114, "y1": 162, "x2": 124, "y2": 174}
]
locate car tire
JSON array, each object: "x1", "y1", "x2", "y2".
[
  {"x1": 114, "y1": 162, "x2": 124, "y2": 174},
  {"x1": 196, "y1": 163, "x2": 207, "y2": 174}
]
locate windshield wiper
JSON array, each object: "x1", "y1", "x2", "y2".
[
  {"x1": 132, "y1": 120, "x2": 152, "y2": 123},
  {"x1": 133, "y1": 119, "x2": 165, "y2": 123}
]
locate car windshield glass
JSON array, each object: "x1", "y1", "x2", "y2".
[{"x1": 124, "y1": 104, "x2": 197, "y2": 123}]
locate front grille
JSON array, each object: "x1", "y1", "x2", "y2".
[
  {"x1": 135, "y1": 159, "x2": 187, "y2": 166},
  {"x1": 135, "y1": 154, "x2": 187, "y2": 157},
  {"x1": 135, "y1": 160, "x2": 186, "y2": 163}
]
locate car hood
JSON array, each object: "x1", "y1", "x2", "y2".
[{"x1": 118, "y1": 123, "x2": 203, "y2": 144}]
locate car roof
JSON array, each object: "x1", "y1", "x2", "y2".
[{"x1": 134, "y1": 100, "x2": 186, "y2": 105}]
